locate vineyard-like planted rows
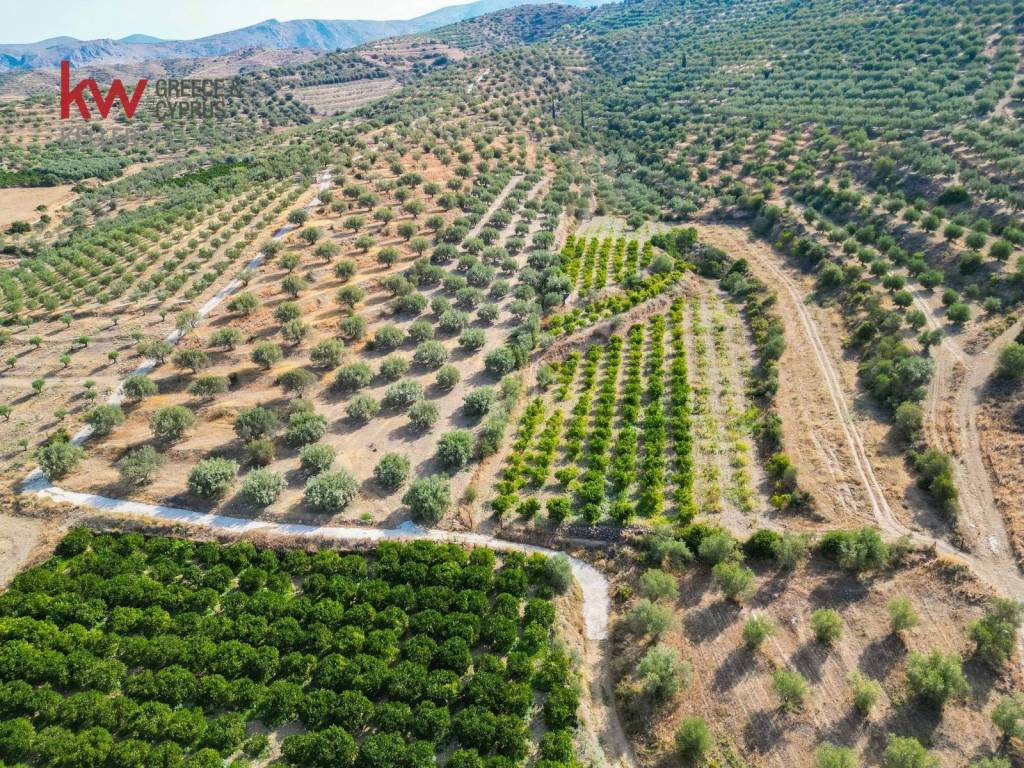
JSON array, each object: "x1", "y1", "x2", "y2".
[{"x1": 493, "y1": 283, "x2": 765, "y2": 526}]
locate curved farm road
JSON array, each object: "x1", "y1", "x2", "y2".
[
  {"x1": 692, "y1": 223, "x2": 1024, "y2": 599},
  {"x1": 21, "y1": 485, "x2": 637, "y2": 768},
  {"x1": 16, "y1": 170, "x2": 638, "y2": 768}
]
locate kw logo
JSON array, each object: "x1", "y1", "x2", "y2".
[{"x1": 60, "y1": 60, "x2": 147, "y2": 120}]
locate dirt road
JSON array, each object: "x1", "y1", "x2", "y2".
[{"x1": 692, "y1": 223, "x2": 1024, "y2": 599}]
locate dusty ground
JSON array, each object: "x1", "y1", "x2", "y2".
[
  {"x1": 56, "y1": 157, "x2": 551, "y2": 526},
  {"x1": 0, "y1": 184, "x2": 76, "y2": 229},
  {"x1": 609, "y1": 549, "x2": 1016, "y2": 768},
  {"x1": 977, "y1": 377, "x2": 1024, "y2": 565},
  {"x1": 0, "y1": 512, "x2": 55, "y2": 587},
  {"x1": 691, "y1": 222, "x2": 942, "y2": 536}
]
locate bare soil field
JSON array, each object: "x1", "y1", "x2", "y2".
[
  {"x1": 977, "y1": 378, "x2": 1024, "y2": 565},
  {"x1": 293, "y1": 78, "x2": 403, "y2": 116},
  {"x1": 0, "y1": 512, "x2": 54, "y2": 588},
  {"x1": 0, "y1": 184, "x2": 76, "y2": 229}
]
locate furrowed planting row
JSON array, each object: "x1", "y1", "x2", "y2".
[{"x1": 492, "y1": 298, "x2": 696, "y2": 526}]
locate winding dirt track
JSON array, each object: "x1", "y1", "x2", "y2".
[{"x1": 693, "y1": 223, "x2": 1024, "y2": 599}]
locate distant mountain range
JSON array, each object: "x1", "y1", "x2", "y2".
[{"x1": 0, "y1": 0, "x2": 608, "y2": 72}]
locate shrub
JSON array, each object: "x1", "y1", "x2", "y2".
[
  {"x1": 811, "y1": 609, "x2": 843, "y2": 645},
  {"x1": 336, "y1": 285, "x2": 365, "y2": 309},
  {"x1": 462, "y1": 387, "x2": 496, "y2": 418},
  {"x1": 436, "y1": 365, "x2": 460, "y2": 389},
  {"x1": 346, "y1": 395, "x2": 380, "y2": 422},
  {"x1": 675, "y1": 717, "x2": 710, "y2": 765},
  {"x1": 820, "y1": 527, "x2": 889, "y2": 572},
  {"x1": 637, "y1": 644, "x2": 691, "y2": 703},
  {"x1": 484, "y1": 347, "x2": 518, "y2": 378},
  {"x1": 189, "y1": 375, "x2": 228, "y2": 400},
  {"x1": 382, "y1": 380, "x2": 423, "y2": 410},
  {"x1": 773, "y1": 532, "x2": 810, "y2": 569},
  {"x1": 905, "y1": 649, "x2": 967, "y2": 706},
  {"x1": 242, "y1": 470, "x2": 285, "y2": 507},
  {"x1": 997, "y1": 342, "x2": 1024, "y2": 381},
  {"x1": 373, "y1": 325, "x2": 406, "y2": 350},
  {"x1": 438, "y1": 309, "x2": 470, "y2": 335},
  {"x1": 991, "y1": 693, "x2": 1024, "y2": 741},
  {"x1": 152, "y1": 406, "x2": 195, "y2": 443},
  {"x1": 36, "y1": 439, "x2": 85, "y2": 480},
  {"x1": 244, "y1": 438, "x2": 276, "y2": 467},
  {"x1": 413, "y1": 341, "x2": 448, "y2": 369},
  {"x1": 379, "y1": 355, "x2": 410, "y2": 381},
  {"x1": 304, "y1": 470, "x2": 359, "y2": 513},
  {"x1": 299, "y1": 444, "x2": 335, "y2": 475},
  {"x1": 310, "y1": 339, "x2": 344, "y2": 369},
  {"x1": 744, "y1": 528, "x2": 782, "y2": 560},
  {"x1": 815, "y1": 743, "x2": 857, "y2": 768},
  {"x1": 277, "y1": 368, "x2": 317, "y2": 395},
  {"x1": 894, "y1": 402, "x2": 923, "y2": 442},
  {"x1": 459, "y1": 328, "x2": 486, "y2": 351},
  {"x1": 436, "y1": 430, "x2": 474, "y2": 470},
  {"x1": 711, "y1": 561, "x2": 754, "y2": 603},
  {"x1": 373, "y1": 453, "x2": 411, "y2": 491},
  {"x1": 546, "y1": 496, "x2": 571, "y2": 524},
  {"x1": 285, "y1": 411, "x2": 327, "y2": 446},
  {"x1": 698, "y1": 531, "x2": 738, "y2": 564},
  {"x1": 335, "y1": 362, "x2": 373, "y2": 390},
  {"x1": 542, "y1": 555, "x2": 573, "y2": 594},
  {"x1": 403, "y1": 475, "x2": 450, "y2": 523},
  {"x1": 234, "y1": 407, "x2": 278, "y2": 441},
  {"x1": 84, "y1": 404, "x2": 125, "y2": 436},
  {"x1": 888, "y1": 596, "x2": 919, "y2": 634},
  {"x1": 621, "y1": 599, "x2": 673, "y2": 637},
  {"x1": 638, "y1": 569, "x2": 678, "y2": 602},
  {"x1": 849, "y1": 670, "x2": 882, "y2": 715},
  {"x1": 339, "y1": 315, "x2": 368, "y2": 340},
  {"x1": 477, "y1": 304, "x2": 500, "y2": 324},
  {"x1": 911, "y1": 448, "x2": 958, "y2": 513},
  {"x1": 742, "y1": 615, "x2": 775, "y2": 649},
  {"x1": 122, "y1": 375, "x2": 158, "y2": 402},
  {"x1": 251, "y1": 342, "x2": 283, "y2": 370},
  {"x1": 883, "y1": 736, "x2": 936, "y2": 768},
  {"x1": 408, "y1": 400, "x2": 439, "y2": 430},
  {"x1": 187, "y1": 458, "x2": 239, "y2": 498},
  {"x1": 772, "y1": 668, "x2": 808, "y2": 711},
  {"x1": 174, "y1": 348, "x2": 211, "y2": 374},
  {"x1": 969, "y1": 598, "x2": 1023, "y2": 669},
  {"x1": 117, "y1": 446, "x2": 166, "y2": 485}
]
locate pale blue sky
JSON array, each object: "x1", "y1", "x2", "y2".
[{"x1": 2, "y1": 0, "x2": 462, "y2": 44}]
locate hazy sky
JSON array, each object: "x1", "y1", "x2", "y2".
[{"x1": 3, "y1": 0, "x2": 466, "y2": 44}]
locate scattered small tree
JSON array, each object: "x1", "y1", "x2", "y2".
[
  {"x1": 304, "y1": 470, "x2": 359, "y2": 513},
  {"x1": 117, "y1": 446, "x2": 166, "y2": 486},
  {"x1": 151, "y1": 406, "x2": 195, "y2": 443},
  {"x1": 187, "y1": 457, "x2": 238, "y2": 498},
  {"x1": 742, "y1": 615, "x2": 775, "y2": 649},
  {"x1": 811, "y1": 609, "x2": 843, "y2": 645},
  {"x1": 242, "y1": 469, "x2": 285, "y2": 507},
  {"x1": 403, "y1": 475, "x2": 450, "y2": 523},
  {"x1": 373, "y1": 453, "x2": 411, "y2": 491},
  {"x1": 772, "y1": 668, "x2": 808, "y2": 711},
  {"x1": 674, "y1": 717, "x2": 710, "y2": 766}
]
